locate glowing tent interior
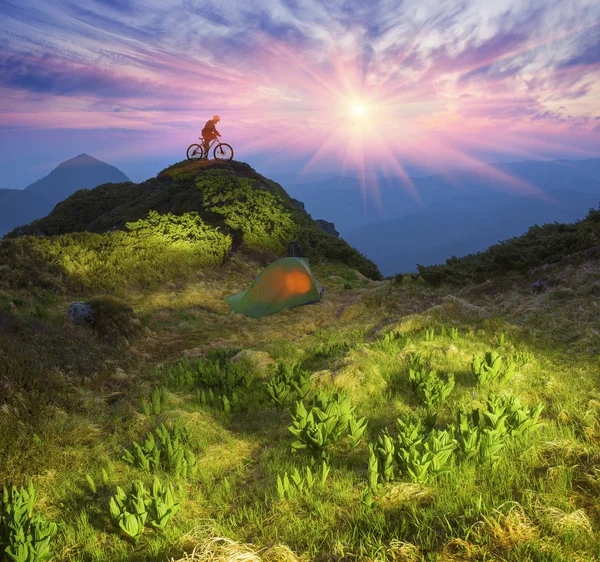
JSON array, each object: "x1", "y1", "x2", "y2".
[{"x1": 225, "y1": 257, "x2": 324, "y2": 318}]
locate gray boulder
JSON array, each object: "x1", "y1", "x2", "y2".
[
  {"x1": 530, "y1": 277, "x2": 548, "y2": 294},
  {"x1": 68, "y1": 302, "x2": 94, "y2": 326}
]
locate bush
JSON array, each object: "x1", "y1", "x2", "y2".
[
  {"x1": 417, "y1": 206, "x2": 600, "y2": 286},
  {"x1": 198, "y1": 171, "x2": 298, "y2": 252}
]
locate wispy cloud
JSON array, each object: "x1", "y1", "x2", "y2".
[{"x1": 0, "y1": 0, "x2": 598, "y2": 179}]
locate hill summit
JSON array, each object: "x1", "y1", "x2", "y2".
[{"x1": 3, "y1": 158, "x2": 381, "y2": 295}]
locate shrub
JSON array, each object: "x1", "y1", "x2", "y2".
[
  {"x1": 417, "y1": 207, "x2": 600, "y2": 286},
  {"x1": 199, "y1": 172, "x2": 298, "y2": 252},
  {"x1": 88, "y1": 295, "x2": 142, "y2": 341}
]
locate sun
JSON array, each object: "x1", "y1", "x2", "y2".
[
  {"x1": 350, "y1": 101, "x2": 369, "y2": 118},
  {"x1": 344, "y1": 97, "x2": 372, "y2": 120}
]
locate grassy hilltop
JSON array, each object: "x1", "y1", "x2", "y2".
[{"x1": 0, "y1": 160, "x2": 599, "y2": 562}]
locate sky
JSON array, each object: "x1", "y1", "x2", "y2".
[{"x1": 1, "y1": 0, "x2": 599, "y2": 189}]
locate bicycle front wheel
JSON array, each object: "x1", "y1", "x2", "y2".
[
  {"x1": 187, "y1": 144, "x2": 203, "y2": 160},
  {"x1": 213, "y1": 143, "x2": 233, "y2": 162}
]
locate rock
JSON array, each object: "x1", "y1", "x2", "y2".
[
  {"x1": 231, "y1": 349, "x2": 275, "y2": 372},
  {"x1": 290, "y1": 198, "x2": 306, "y2": 212},
  {"x1": 315, "y1": 219, "x2": 339, "y2": 238},
  {"x1": 183, "y1": 348, "x2": 207, "y2": 360},
  {"x1": 531, "y1": 277, "x2": 548, "y2": 294},
  {"x1": 68, "y1": 302, "x2": 94, "y2": 326}
]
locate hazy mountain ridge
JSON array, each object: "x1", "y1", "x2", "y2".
[
  {"x1": 285, "y1": 157, "x2": 600, "y2": 233},
  {"x1": 0, "y1": 154, "x2": 130, "y2": 237},
  {"x1": 346, "y1": 187, "x2": 600, "y2": 276},
  {"x1": 329, "y1": 158, "x2": 600, "y2": 275}
]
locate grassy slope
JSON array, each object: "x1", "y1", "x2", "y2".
[
  {"x1": 1, "y1": 166, "x2": 599, "y2": 561},
  {"x1": 5, "y1": 159, "x2": 381, "y2": 281}
]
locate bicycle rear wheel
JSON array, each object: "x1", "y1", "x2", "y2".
[
  {"x1": 187, "y1": 144, "x2": 204, "y2": 160},
  {"x1": 213, "y1": 143, "x2": 233, "y2": 162}
]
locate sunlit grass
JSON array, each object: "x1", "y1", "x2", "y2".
[{"x1": 2, "y1": 259, "x2": 600, "y2": 561}]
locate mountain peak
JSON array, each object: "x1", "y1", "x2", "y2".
[{"x1": 57, "y1": 153, "x2": 104, "y2": 168}]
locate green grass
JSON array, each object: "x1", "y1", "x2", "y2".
[
  {"x1": 1, "y1": 162, "x2": 599, "y2": 561},
  {"x1": 1, "y1": 263, "x2": 599, "y2": 561}
]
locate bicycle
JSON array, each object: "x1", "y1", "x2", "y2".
[{"x1": 186, "y1": 137, "x2": 234, "y2": 162}]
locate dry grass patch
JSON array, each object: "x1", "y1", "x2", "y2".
[
  {"x1": 539, "y1": 506, "x2": 595, "y2": 539},
  {"x1": 170, "y1": 522, "x2": 305, "y2": 562},
  {"x1": 384, "y1": 540, "x2": 421, "y2": 561},
  {"x1": 379, "y1": 482, "x2": 432, "y2": 506},
  {"x1": 478, "y1": 503, "x2": 538, "y2": 552}
]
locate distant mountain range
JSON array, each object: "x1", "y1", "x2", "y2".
[
  {"x1": 0, "y1": 154, "x2": 130, "y2": 237},
  {"x1": 282, "y1": 158, "x2": 600, "y2": 276}
]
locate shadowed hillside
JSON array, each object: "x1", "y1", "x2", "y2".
[{"x1": 3, "y1": 159, "x2": 381, "y2": 292}]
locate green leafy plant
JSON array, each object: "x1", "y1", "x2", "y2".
[
  {"x1": 146, "y1": 478, "x2": 180, "y2": 532},
  {"x1": 513, "y1": 351, "x2": 535, "y2": 365},
  {"x1": 456, "y1": 395, "x2": 543, "y2": 464},
  {"x1": 456, "y1": 407, "x2": 480, "y2": 460},
  {"x1": 373, "y1": 432, "x2": 395, "y2": 483},
  {"x1": 264, "y1": 362, "x2": 312, "y2": 410},
  {"x1": 0, "y1": 483, "x2": 58, "y2": 562},
  {"x1": 108, "y1": 481, "x2": 148, "y2": 543},
  {"x1": 347, "y1": 416, "x2": 368, "y2": 448},
  {"x1": 408, "y1": 368, "x2": 455, "y2": 410},
  {"x1": 488, "y1": 395, "x2": 544, "y2": 437},
  {"x1": 449, "y1": 327, "x2": 460, "y2": 340},
  {"x1": 367, "y1": 445, "x2": 380, "y2": 491},
  {"x1": 361, "y1": 487, "x2": 377, "y2": 514},
  {"x1": 108, "y1": 478, "x2": 179, "y2": 542},
  {"x1": 122, "y1": 421, "x2": 197, "y2": 477},
  {"x1": 276, "y1": 461, "x2": 330, "y2": 500},
  {"x1": 288, "y1": 392, "x2": 364, "y2": 461},
  {"x1": 424, "y1": 327, "x2": 435, "y2": 341},
  {"x1": 471, "y1": 352, "x2": 516, "y2": 386},
  {"x1": 85, "y1": 474, "x2": 97, "y2": 495},
  {"x1": 395, "y1": 427, "x2": 457, "y2": 484},
  {"x1": 376, "y1": 329, "x2": 404, "y2": 352},
  {"x1": 407, "y1": 352, "x2": 428, "y2": 371},
  {"x1": 142, "y1": 387, "x2": 169, "y2": 416}
]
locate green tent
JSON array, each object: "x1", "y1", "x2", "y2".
[{"x1": 225, "y1": 257, "x2": 324, "y2": 318}]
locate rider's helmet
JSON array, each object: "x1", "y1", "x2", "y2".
[{"x1": 213, "y1": 115, "x2": 220, "y2": 122}]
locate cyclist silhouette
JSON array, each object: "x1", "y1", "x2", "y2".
[{"x1": 202, "y1": 115, "x2": 221, "y2": 156}]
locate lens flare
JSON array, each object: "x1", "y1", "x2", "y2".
[{"x1": 350, "y1": 101, "x2": 369, "y2": 118}]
